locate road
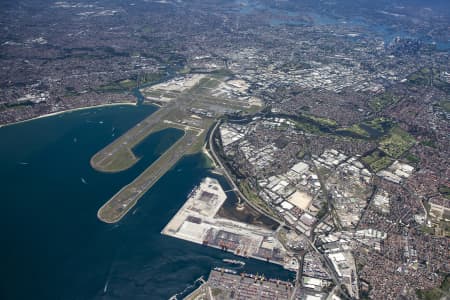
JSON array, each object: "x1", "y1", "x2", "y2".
[
  {"x1": 91, "y1": 72, "x2": 261, "y2": 223},
  {"x1": 91, "y1": 102, "x2": 183, "y2": 172},
  {"x1": 207, "y1": 120, "x2": 284, "y2": 226},
  {"x1": 97, "y1": 130, "x2": 199, "y2": 223},
  {"x1": 207, "y1": 120, "x2": 352, "y2": 298}
]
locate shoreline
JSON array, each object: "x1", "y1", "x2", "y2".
[
  {"x1": 0, "y1": 102, "x2": 152, "y2": 129},
  {"x1": 96, "y1": 130, "x2": 190, "y2": 223},
  {"x1": 162, "y1": 231, "x2": 287, "y2": 269}
]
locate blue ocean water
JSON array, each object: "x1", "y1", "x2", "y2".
[{"x1": 0, "y1": 105, "x2": 292, "y2": 300}]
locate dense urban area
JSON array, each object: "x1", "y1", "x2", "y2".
[{"x1": 1, "y1": 0, "x2": 449, "y2": 299}]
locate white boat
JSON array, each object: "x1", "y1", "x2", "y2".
[
  {"x1": 223, "y1": 258, "x2": 246, "y2": 266},
  {"x1": 214, "y1": 267, "x2": 237, "y2": 274}
]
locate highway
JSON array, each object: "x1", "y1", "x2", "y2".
[
  {"x1": 207, "y1": 120, "x2": 352, "y2": 298},
  {"x1": 206, "y1": 119, "x2": 284, "y2": 226}
]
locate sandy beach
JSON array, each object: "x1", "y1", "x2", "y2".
[{"x1": 0, "y1": 102, "x2": 142, "y2": 128}]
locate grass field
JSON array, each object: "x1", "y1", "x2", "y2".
[
  {"x1": 361, "y1": 150, "x2": 393, "y2": 172},
  {"x1": 440, "y1": 100, "x2": 450, "y2": 113},
  {"x1": 439, "y1": 185, "x2": 450, "y2": 200},
  {"x1": 294, "y1": 119, "x2": 322, "y2": 134},
  {"x1": 359, "y1": 125, "x2": 415, "y2": 172},
  {"x1": 379, "y1": 126, "x2": 416, "y2": 158},
  {"x1": 97, "y1": 131, "x2": 196, "y2": 223},
  {"x1": 92, "y1": 71, "x2": 257, "y2": 223},
  {"x1": 363, "y1": 117, "x2": 392, "y2": 132},
  {"x1": 306, "y1": 114, "x2": 338, "y2": 127},
  {"x1": 239, "y1": 180, "x2": 278, "y2": 219},
  {"x1": 336, "y1": 124, "x2": 370, "y2": 138},
  {"x1": 369, "y1": 92, "x2": 398, "y2": 112},
  {"x1": 100, "y1": 148, "x2": 139, "y2": 172}
]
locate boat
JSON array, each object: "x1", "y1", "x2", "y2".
[
  {"x1": 214, "y1": 267, "x2": 237, "y2": 274},
  {"x1": 187, "y1": 185, "x2": 198, "y2": 198},
  {"x1": 222, "y1": 258, "x2": 246, "y2": 266}
]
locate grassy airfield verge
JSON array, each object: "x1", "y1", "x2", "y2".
[{"x1": 91, "y1": 72, "x2": 260, "y2": 223}]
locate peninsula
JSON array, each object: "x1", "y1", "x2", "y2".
[{"x1": 91, "y1": 73, "x2": 261, "y2": 223}]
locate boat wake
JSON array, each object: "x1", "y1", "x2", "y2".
[
  {"x1": 103, "y1": 279, "x2": 109, "y2": 293},
  {"x1": 168, "y1": 276, "x2": 204, "y2": 300},
  {"x1": 222, "y1": 258, "x2": 246, "y2": 269},
  {"x1": 102, "y1": 250, "x2": 118, "y2": 295}
]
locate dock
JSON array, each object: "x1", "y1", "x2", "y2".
[
  {"x1": 161, "y1": 177, "x2": 297, "y2": 270},
  {"x1": 91, "y1": 73, "x2": 251, "y2": 223}
]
